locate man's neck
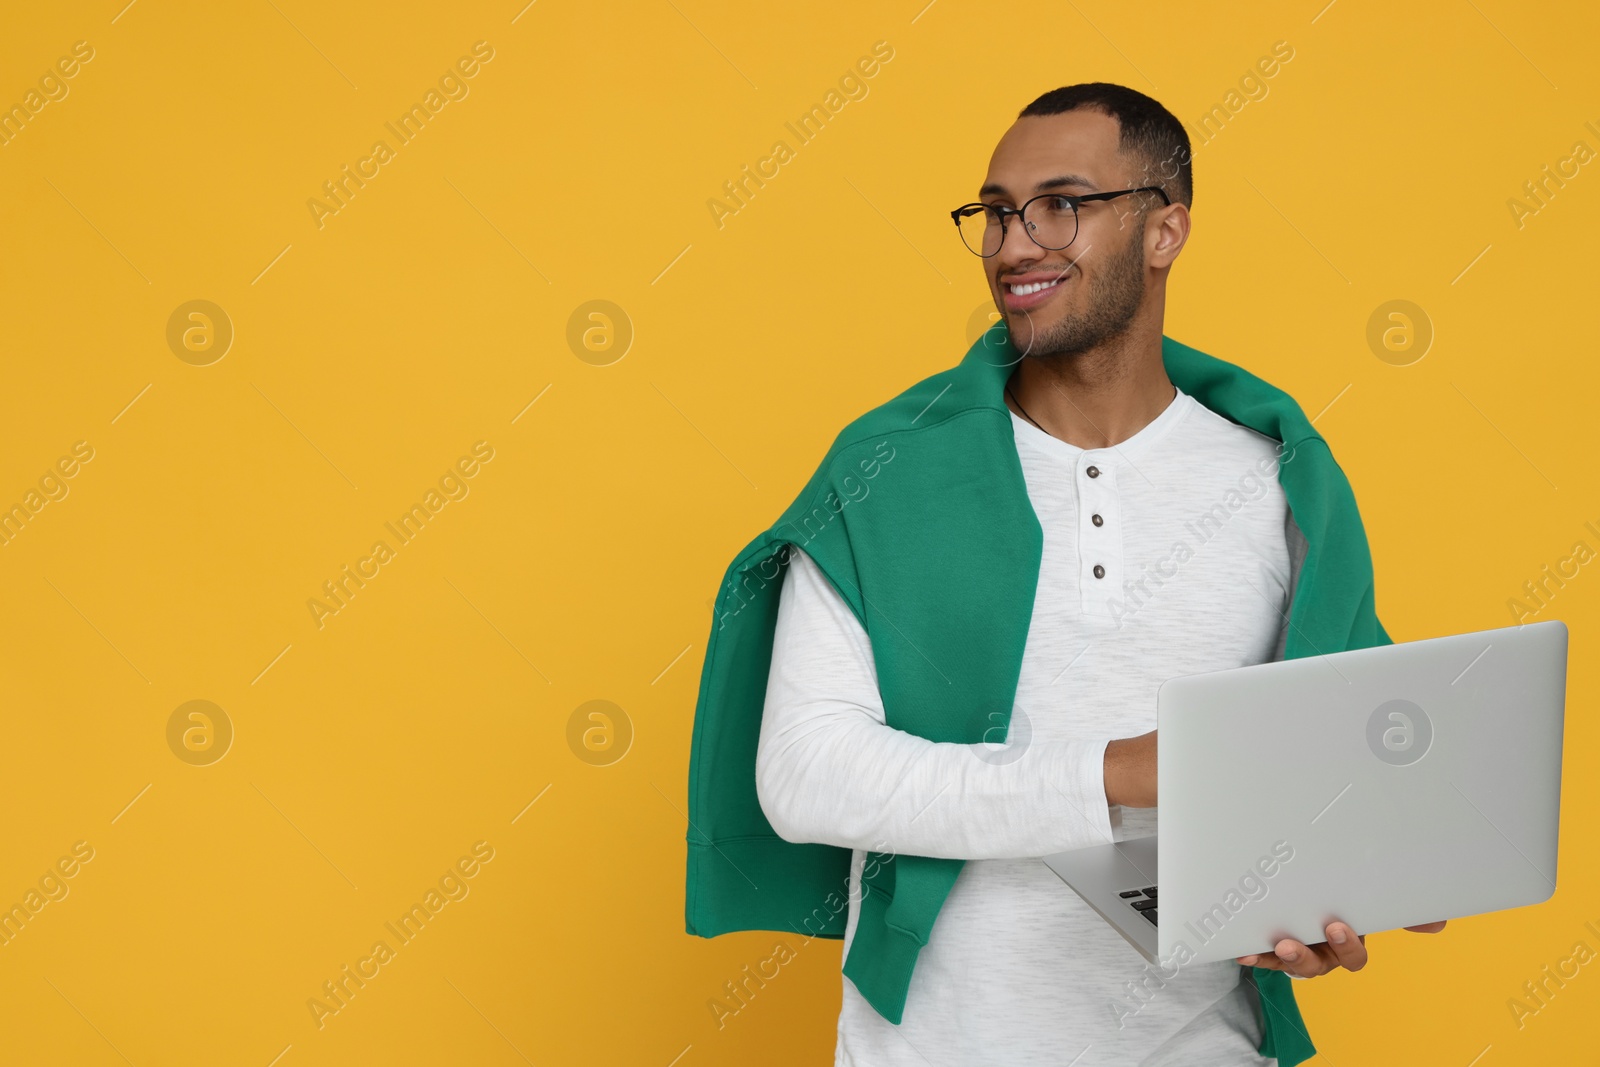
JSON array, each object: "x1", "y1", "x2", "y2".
[{"x1": 1004, "y1": 327, "x2": 1175, "y2": 450}]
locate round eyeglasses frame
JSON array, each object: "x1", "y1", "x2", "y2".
[{"x1": 949, "y1": 186, "x2": 1171, "y2": 257}]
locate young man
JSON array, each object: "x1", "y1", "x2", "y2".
[{"x1": 686, "y1": 83, "x2": 1442, "y2": 1066}]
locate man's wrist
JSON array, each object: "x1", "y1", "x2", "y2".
[
  {"x1": 1103, "y1": 737, "x2": 1126, "y2": 808},
  {"x1": 1102, "y1": 733, "x2": 1155, "y2": 808}
]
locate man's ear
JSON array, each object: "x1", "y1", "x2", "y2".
[{"x1": 1148, "y1": 203, "x2": 1190, "y2": 269}]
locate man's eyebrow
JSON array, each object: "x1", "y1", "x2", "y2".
[{"x1": 978, "y1": 174, "x2": 1100, "y2": 199}]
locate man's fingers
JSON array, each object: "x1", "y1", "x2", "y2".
[
  {"x1": 1238, "y1": 939, "x2": 1333, "y2": 973},
  {"x1": 1237, "y1": 952, "x2": 1284, "y2": 971},
  {"x1": 1260, "y1": 940, "x2": 1324, "y2": 979},
  {"x1": 1404, "y1": 920, "x2": 1448, "y2": 933},
  {"x1": 1250, "y1": 927, "x2": 1367, "y2": 977},
  {"x1": 1321, "y1": 922, "x2": 1369, "y2": 971}
]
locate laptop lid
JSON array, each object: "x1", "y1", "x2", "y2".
[{"x1": 1155, "y1": 619, "x2": 1567, "y2": 966}]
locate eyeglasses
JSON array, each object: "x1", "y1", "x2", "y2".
[{"x1": 949, "y1": 186, "x2": 1171, "y2": 258}]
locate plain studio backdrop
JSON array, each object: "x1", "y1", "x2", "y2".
[{"x1": 0, "y1": 1, "x2": 1594, "y2": 1064}]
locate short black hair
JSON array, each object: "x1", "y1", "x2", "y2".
[{"x1": 1018, "y1": 82, "x2": 1193, "y2": 210}]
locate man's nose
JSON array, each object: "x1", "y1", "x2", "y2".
[{"x1": 994, "y1": 212, "x2": 1046, "y2": 271}]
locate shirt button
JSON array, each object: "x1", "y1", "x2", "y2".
[
  {"x1": 1092, "y1": 514, "x2": 1103, "y2": 527},
  {"x1": 1086, "y1": 465, "x2": 1101, "y2": 478},
  {"x1": 1093, "y1": 564, "x2": 1105, "y2": 579}
]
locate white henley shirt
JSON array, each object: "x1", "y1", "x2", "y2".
[{"x1": 755, "y1": 385, "x2": 1310, "y2": 1066}]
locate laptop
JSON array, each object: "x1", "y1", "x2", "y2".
[{"x1": 1041, "y1": 618, "x2": 1568, "y2": 966}]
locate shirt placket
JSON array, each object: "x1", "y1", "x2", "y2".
[{"x1": 1077, "y1": 452, "x2": 1123, "y2": 616}]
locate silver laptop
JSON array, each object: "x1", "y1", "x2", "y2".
[{"x1": 1042, "y1": 619, "x2": 1568, "y2": 966}]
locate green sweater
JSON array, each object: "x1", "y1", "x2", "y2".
[{"x1": 684, "y1": 328, "x2": 1392, "y2": 1066}]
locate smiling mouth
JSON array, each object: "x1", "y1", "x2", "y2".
[
  {"x1": 1001, "y1": 270, "x2": 1073, "y2": 310},
  {"x1": 1007, "y1": 277, "x2": 1065, "y2": 296}
]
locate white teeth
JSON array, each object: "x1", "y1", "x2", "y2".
[{"x1": 1008, "y1": 277, "x2": 1064, "y2": 295}]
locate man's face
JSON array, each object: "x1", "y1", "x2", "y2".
[{"x1": 978, "y1": 110, "x2": 1159, "y2": 359}]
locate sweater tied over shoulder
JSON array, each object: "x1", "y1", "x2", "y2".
[{"x1": 683, "y1": 327, "x2": 1392, "y2": 1067}]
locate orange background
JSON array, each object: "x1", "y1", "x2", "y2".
[{"x1": 0, "y1": 1, "x2": 1595, "y2": 1063}]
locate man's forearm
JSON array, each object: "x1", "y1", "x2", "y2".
[
  {"x1": 757, "y1": 711, "x2": 1117, "y2": 859},
  {"x1": 1103, "y1": 729, "x2": 1157, "y2": 808},
  {"x1": 760, "y1": 545, "x2": 1124, "y2": 859}
]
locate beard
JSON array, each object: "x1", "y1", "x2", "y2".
[{"x1": 1007, "y1": 220, "x2": 1146, "y2": 360}]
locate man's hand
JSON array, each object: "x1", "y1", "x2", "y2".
[
  {"x1": 1107, "y1": 734, "x2": 1450, "y2": 976},
  {"x1": 1104, "y1": 729, "x2": 1157, "y2": 808},
  {"x1": 1235, "y1": 920, "x2": 1449, "y2": 976}
]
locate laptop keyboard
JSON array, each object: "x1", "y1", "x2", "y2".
[{"x1": 1118, "y1": 885, "x2": 1158, "y2": 925}]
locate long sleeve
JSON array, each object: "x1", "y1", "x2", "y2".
[
  {"x1": 1271, "y1": 506, "x2": 1310, "y2": 661},
  {"x1": 754, "y1": 545, "x2": 1115, "y2": 861}
]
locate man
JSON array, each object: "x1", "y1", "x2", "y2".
[{"x1": 686, "y1": 83, "x2": 1442, "y2": 1065}]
